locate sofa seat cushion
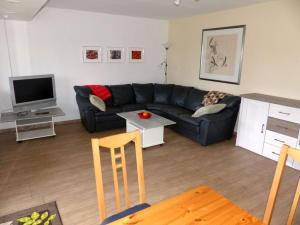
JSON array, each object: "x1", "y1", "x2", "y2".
[
  {"x1": 159, "y1": 106, "x2": 192, "y2": 118},
  {"x1": 101, "y1": 203, "x2": 150, "y2": 225},
  {"x1": 184, "y1": 88, "x2": 208, "y2": 111},
  {"x1": 108, "y1": 84, "x2": 135, "y2": 106},
  {"x1": 132, "y1": 83, "x2": 154, "y2": 104},
  {"x1": 122, "y1": 104, "x2": 146, "y2": 112},
  {"x1": 94, "y1": 107, "x2": 122, "y2": 118},
  {"x1": 153, "y1": 84, "x2": 174, "y2": 104},
  {"x1": 170, "y1": 85, "x2": 192, "y2": 107},
  {"x1": 95, "y1": 114, "x2": 124, "y2": 122},
  {"x1": 146, "y1": 103, "x2": 169, "y2": 111}
]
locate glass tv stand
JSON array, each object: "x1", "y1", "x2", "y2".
[{"x1": 0, "y1": 107, "x2": 65, "y2": 142}]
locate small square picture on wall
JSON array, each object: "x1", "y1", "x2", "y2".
[
  {"x1": 82, "y1": 46, "x2": 102, "y2": 63},
  {"x1": 107, "y1": 47, "x2": 125, "y2": 63},
  {"x1": 128, "y1": 48, "x2": 144, "y2": 62}
]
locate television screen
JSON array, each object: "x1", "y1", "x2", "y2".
[{"x1": 13, "y1": 77, "x2": 54, "y2": 104}]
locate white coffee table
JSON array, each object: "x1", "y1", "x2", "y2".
[{"x1": 117, "y1": 110, "x2": 176, "y2": 148}]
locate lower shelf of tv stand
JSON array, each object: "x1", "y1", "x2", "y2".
[{"x1": 17, "y1": 127, "x2": 56, "y2": 142}]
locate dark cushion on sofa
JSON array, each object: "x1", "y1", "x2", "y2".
[
  {"x1": 157, "y1": 106, "x2": 192, "y2": 118},
  {"x1": 171, "y1": 85, "x2": 192, "y2": 107},
  {"x1": 122, "y1": 104, "x2": 146, "y2": 112},
  {"x1": 101, "y1": 203, "x2": 150, "y2": 225},
  {"x1": 74, "y1": 86, "x2": 92, "y2": 98},
  {"x1": 146, "y1": 103, "x2": 169, "y2": 111},
  {"x1": 153, "y1": 84, "x2": 174, "y2": 104},
  {"x1": 94, "y1": 107, "x2": 122, "y2": 118},
  {"x1": 108, "y1": 84, "x2": 135, "y2": 106},
  {"x1": 132, "y1": 83, "x2": 154, "y2": 104},
  {"x1": 184, "y1": 88, "x2": 208, "y2": 111}
]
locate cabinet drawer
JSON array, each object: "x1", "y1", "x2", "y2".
[
  {"x1": 267, "y1": 117, "x2": 300, "y2": 138},
  {"x1": 265, "y1": 130, "x2": 297, "y2": 148},
  {"x1": 269, "y1": 104, "x2": 300, "y2": 124},
  {"x1": 263, "y1": 143, "x2": 293, "y2": 167}
]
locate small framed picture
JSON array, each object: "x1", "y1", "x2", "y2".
[
  {"x1": 107, "y1": 47, "x2": 125, "y2": 63},
  {"x1": 128, "y1": 47, "x2": 144, "y2": 62},
  {"x1": 82, "y1": 46, "x2": 101, "y2": 63}
]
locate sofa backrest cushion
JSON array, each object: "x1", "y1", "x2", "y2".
[
  {"x1": 184, "y1": 88, "x2": 208, "y2": 111},
  {"x1": 74, "y1": 86, "x2": 92, "y2": 98},
  {"x1": 132, "y1": 83, "x2": 154, "y2": 104},
  {"x1": 219, "y1": 96, "x2": 241, "y2": 108},
  {"x1": 171, "y1": 85, "x2": 193, "y2": 107},
  {"x1": 153, "y1": 84, "x2": 174, "y2": 104},
  {"x1": 108, "y1": 84, "x2": 135, "y2": 106}
]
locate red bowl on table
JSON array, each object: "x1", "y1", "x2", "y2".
[{"x1": 138, "y1": 111, "x2": 152, "y2": 119}]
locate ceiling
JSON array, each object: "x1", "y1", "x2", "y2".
[
  {"x1": 46, "y1": 0, "x2": 275, "y2": 19},
  {"x1": 0, "y1": 0, "x2": 275, "y2": 20},
  {"x1": 0, "y1": 0, "x2": 48, "y2": 20}
]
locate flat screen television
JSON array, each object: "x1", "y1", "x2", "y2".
[{"x1": 9, "y1": 74, "x2": 56, "y2": 112}]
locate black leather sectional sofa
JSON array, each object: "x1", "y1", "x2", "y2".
[{"x1": 74, "y1": 84, "x2": 241, "y2": 146}]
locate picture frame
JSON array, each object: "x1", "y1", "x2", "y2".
[
  {"x1": 128, "y1": 47, "x2": 144, "y2": 62},
  {"x1": 199, "y1": 25, "x2": 246, "y2": 85},
  {"x1": 107, "y1": 47, "x2": 125, "y2": 63},
  {"x1": 82, "y1": 46, "x2": 101, "y2": 63}
]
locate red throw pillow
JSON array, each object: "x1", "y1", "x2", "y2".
[{"x1": 85, "y1": 85, "x2": 112, "y2": 101}]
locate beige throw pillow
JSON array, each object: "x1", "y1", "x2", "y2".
[
  {"x1": 192, "y1": 104, "x2": 226, "y2": 118},
  {"x1": 89, "y1": 95, "x2": 106, "y2": 112}
]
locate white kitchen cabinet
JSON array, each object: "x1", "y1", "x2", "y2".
[{"x1": 236, "y1": 98, "x2": 269, "y2": 154}]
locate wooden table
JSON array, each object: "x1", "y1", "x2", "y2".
[{"x1": 108, "y1": 186, "x2": 265, "y2": 225}]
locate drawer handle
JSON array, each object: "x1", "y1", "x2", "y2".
[
  {"x1": 274, "y1": 138, "x2": 285, "y2": 143},
  {"x1": 279, "y1": 111, "x2": 291, "y2": 116},
  {"x1": 261, "y1": 124, "x2": 265, "y2": 134},
  {"x1": 272, "y1": 151, "x2": 280, "y2": 156}
]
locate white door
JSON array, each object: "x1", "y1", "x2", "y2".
[{"x1": 236, "y1": 98, "x2": 269, "y2": 154}]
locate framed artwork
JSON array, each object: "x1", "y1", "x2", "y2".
[
  {"x1": 107, "y1": 47, "x2": 125, "y2": 63},
  {"x1": 199, "y1": 25, "x2": 246, "y2": 84},
  {"x1": 128, "y1": 47, "x2": 144, "y2": 62},
  {"x1": 82, "y1": 46, "x2": 101, "y2": 63}
]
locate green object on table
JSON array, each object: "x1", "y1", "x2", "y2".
[
  {"x1": 18, "y1": 211, "x2": 56, "y2": 225},
  {"x1": 48, "y1": 215, "x2": 56, "y2": 221},
  {"x1": 31, "y1": 212, "x2": 40, "y2": 221},
  {"x1": 23, "y1": 221, "x2": 34, "y2": 225},
  {"x1": 40, "y1": 212, "x2": 48, "y2": 221},
  {"x1": 17, "y1": 217, "x2": 31, "y2": 223}
]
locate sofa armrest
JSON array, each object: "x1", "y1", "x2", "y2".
[
  {"x1": 75, "y1": 95, "x2": 98, "y2": 132},
  {"x1": 197, "y1": 107, "x2": 239, "y2": 145}
]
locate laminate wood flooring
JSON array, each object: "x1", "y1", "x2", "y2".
[{"x1": 0, "y1": 123, "x2": 299, "y2": 225}]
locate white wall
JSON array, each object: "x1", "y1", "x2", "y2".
[
  {"x1": 0, "y1": 8, "x2": 168, "y2": 129},
  {"x1": 0, "y1": 20, "x2": 32, "y2": 129},
  {"x1": 168, "y1": 0, "x2": 300, "y2": 99},
  {"x1": 28, "y1": 7, "x2": 168, "y2": 123}
]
